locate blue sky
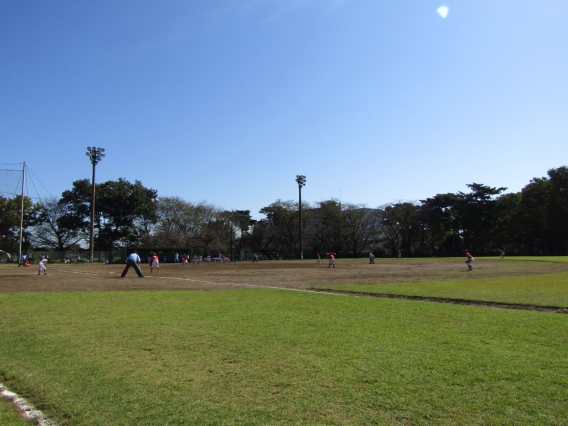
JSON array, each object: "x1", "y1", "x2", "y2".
[{"x1": 1, "y1": 1, "x2": 567, "y2": 219}]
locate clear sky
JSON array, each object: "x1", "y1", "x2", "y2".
[{"x1": 1, "y1": 1, "x2": 567, "y2": 219}]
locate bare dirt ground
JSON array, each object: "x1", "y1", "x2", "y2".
[{"x1": 1, "y1": 258, "x2": 568, "y2": 293}]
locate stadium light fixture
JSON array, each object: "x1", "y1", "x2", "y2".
[
  {"x1": 86, "y1": 147, "x2": 105, "y2": 263},
  {"x1": 295, "y1": 175, "x2": 306, "y2": 260}
]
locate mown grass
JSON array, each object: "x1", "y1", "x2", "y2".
[
  {"x1": 1, "y1": 289, "x2": 567, "y2": 425},
  {"x1": 321, "y1": 272, "x2": 568, "y2": 308},
  {"x1": 0, "y1": 397, "x2": 36, "y2": 426},
  {"x1": 479, "y1": 256, "x2": 568, "y2": 263}
]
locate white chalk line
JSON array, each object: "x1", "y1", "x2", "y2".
[
  {"x1": 144, "y1": 274, "x2": 352, "y2": 297},
  {"x1": 0, "y1": 383, "x2": 57, "y2": 426},
  {"x1": 50, "y1": 268, "x2": 98, "y2": 276},
  {"x1": 52, "y1": 267, "x2": 352, "y2": 297}
]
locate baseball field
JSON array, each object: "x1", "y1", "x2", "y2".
[{"x1": 1, "y1": 257, "x2": 567, "y2": 425}]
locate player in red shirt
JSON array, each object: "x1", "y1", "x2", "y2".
[
  {"x1": 150, "y1": 252, "x2": 160, "y2": 273},
  {"x1": 499, "y1": 248, "x2": 505, "y2": 260},
  {"x1": 316, "y1": 252, "x2": 320, "y2": 264},
  {"x1": 464, "y1": 249, "x2": 474, "y2": 271},
  {"x1": 327, "y1": 252, "x2": 335, "y2": 268}
]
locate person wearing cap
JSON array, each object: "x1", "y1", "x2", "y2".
[
  {"x1": 121, "y1": 250, "x2": 144, "y2": 278},
  {"x1": 464, "y1": 249, "x2": 474, "y2": 271},
  {"x1": 150, "y1": 252, "x2": 160, "y2": 273},
  {"x1": 37, "y1": 256, "x2": 48, "y2": 276},
  {"x1": 327, "y1": 252, "x2": 335, "y2": 268}
]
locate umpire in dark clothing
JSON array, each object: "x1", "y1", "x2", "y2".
[{"x1": 121, "y1": 251, "x2": 144, "y2": 278}]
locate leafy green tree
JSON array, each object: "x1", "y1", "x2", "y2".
[
  {"x1": 379, "y1": 202, "x2": 421, "y2": 257},
  {"x1": 259, "y1": 200, "x2": 311, "y2": 258},
  {"x1": 0, "y1": 195, "x2": 36, "y2": 253},
  {"x1": 309, "y1": 200, "x2": 344, "y2": 255},
  {"x1": 492, "y1": 192, "x2": 522, "y2": 248},
  {"x1": 96, "y1": 179, "x2": 158, "y2": 249},
  {"x1": 249, "y1": 219, "x2": 276, "y2": 257},
  {"x1": 232, "y1": 210, "x2": 256, "y2": 258},
  {"x1": 519, "y1": 166, "x2": 568, "y2": 246},
  {"x1": 419, "y1": 193, "x2": 462, "y2": 255},
  {"x1": 199, "y1": 207, "x2": 232, "y2": 255},
  {"x1": 544, "y1": 166, "x2": 568, "y2": 242},
  {"x1": 59, "y1": 178, "x2": 158, "y2": 250},
  {"x1": 457, "y1": 183, "x2": 507, "y2": 250}
]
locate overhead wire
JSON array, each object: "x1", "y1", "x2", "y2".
[
  {"x1": 0, "y1": 164, "x2": 55, "y2": 204},
  {"x1": 26, "y1": 166, "x2": 56, "y2": 210}
]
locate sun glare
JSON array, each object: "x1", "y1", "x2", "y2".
[{"x1": 437, "y1": 6, "x2": 449, "y2": 18}]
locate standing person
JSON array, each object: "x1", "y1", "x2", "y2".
[
  {"x1": 252, "y1": 253, "x2": 258, "y2": 262},
  {"x1": 316, "y1": 252, "x2": 320, "y2": 264},
  {"x1": 121, "y1": 250, "x2": 144, "y2": 278},
  {"x1": 150, "y1": 252, "x2": 160, "y2": 273},
  {"x1": 369, "y1": 252, "x2": 375, "y2": 264},
  {"x1": 221, "y1": 254, "x2": 227, "y2": 263},
  {"x1": 37, "y1": 256, "x2": 48, "y2": 276},
  {"x1": 398, "y1": 250, "x2": 401, "y2": 258},
  {"x1": 464, "y1": 249, "x2": 474, "y2": 271},
  {"x1": 182, "y1": 253, "x2": 189, "y2": 266},
  {"x1": 327, "y1": 252, "x2": 335, "y2": 269},
  {"x1": 499, "y1": 248, "x2": 505, "y2": 259},
  {"x1": 174, "y1": 252, "x2": 179, "y2": 263}
]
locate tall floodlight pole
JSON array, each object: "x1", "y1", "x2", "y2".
[
  {"x1": 295, "y1": 175, "x2": 306, "y2": 260},
  {"x1": 86, "y1": 147, "x2": 105, "y2": 263}
]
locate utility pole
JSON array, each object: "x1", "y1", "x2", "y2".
[
  {"x1": 230, "y1": 210, "x2": 234, "y2": 261},
  {"x1": 18, "y1": 162, "x2": 25, "y2": 265},
  {"x1": 295, "y1": 175, "x2": 306, "y2": 260},
  {"x1": 86, "y1": 147, "x2": 105, "y2": 263}
]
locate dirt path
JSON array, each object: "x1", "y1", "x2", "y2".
[{"x1": 1, "y1": 258, "x2": 567, "y2": 293}]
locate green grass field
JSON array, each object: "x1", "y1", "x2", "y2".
[
  {"x1": 463, "y1": 256, "x2": 568, "y2": 263},
  {"x1": 0, "y1": 397, "x2": 35, "y2": 426},
  {"x1": 1, "y1": 258, "x2": 568, "y2": 425},
  {"x1": 322, "y1": 272, "x2": 568, "y2": 308}
]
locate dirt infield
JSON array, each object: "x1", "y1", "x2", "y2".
[{"x1": 2, "y1": 258, "x2": 568, "y2": 293}]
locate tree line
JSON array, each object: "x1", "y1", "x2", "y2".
[{"x1": 1, "y1": 166, "x2": 567, "y2": 259}]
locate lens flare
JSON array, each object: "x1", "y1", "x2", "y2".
[{"x1": 437, "y1": 6, "x2": 449, "y2": 18}]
